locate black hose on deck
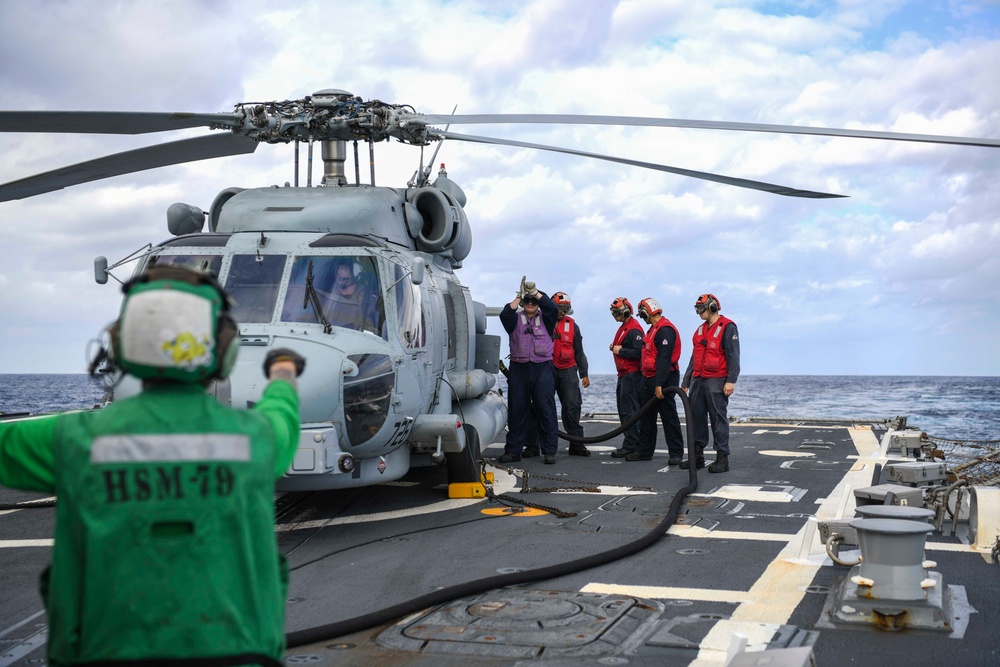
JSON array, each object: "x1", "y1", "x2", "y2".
[
  {"x1": 558, "y1": 395, "x2": 662, "y2": 444},
  {"x1": 285, "y1": 387, "x2": 698, "y2": 648},
  {"x1": 0, "y1": 500, "x2": 56, "y2": 510}
]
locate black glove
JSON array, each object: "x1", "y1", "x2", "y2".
[{"x1": 264, "y1": 348, "x2": 306, "y2": 377}]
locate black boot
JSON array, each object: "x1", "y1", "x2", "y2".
[
  {"x1": 680, "y1": 446, "x2": 705, "y2": 470},
  {"x1": 568, "y1": 445, "x2": 591, "y2": 457},
  {"x1": 708, "y1": 454, "x2": 729, "y2": 473}
]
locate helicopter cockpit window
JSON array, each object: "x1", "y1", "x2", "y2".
[
  {"x1": 147, "y1": 254, "x2": 223, "y2": 277},
  {"x1": 280, "y1": 256, "x2": 386, "y2": 338},
  {"x1": 224, "y1": 255, "x2": 287, "y2": 324},
  {"x1": 344, "y1": 353, "x2": 394, "y2": 446},
  {"x1": 394, "y1": 264, "x2": 425, "y2": 348}
]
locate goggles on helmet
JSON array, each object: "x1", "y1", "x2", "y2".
[
  {"x1": 609, "y1": 297, "x2": 632, "y2": 318},
  {"x1": 552, "y1": 291, "x2": 572, "y2": 315}
]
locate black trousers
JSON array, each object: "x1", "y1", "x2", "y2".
[
  {"x1": 615, "y1": 371, "x2": 642, "y2": 452},
  {"x1": 636, "y1": 372, "x2": 684, "y2": 458},
  {"x1": 505, "y1": 361, "x2": 558, "y2": 456},
  {"x1": 554, "y1": 366, "x2": 585, "y2": 438},
  {"x1": 689, "y1": 376, "x2": 730, "y2": 455}
]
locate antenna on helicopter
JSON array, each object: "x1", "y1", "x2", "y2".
[{"x1": 410, "y1": 105, "x2": 457, "y2": 188}]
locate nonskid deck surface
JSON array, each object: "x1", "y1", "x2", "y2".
[{"x1": 1, "y1": 418, "x2": 997, "y2": 666}]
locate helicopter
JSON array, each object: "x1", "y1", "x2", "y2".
[{"x1": 1, "y1": 88, "x2": 998, "y2": 493}]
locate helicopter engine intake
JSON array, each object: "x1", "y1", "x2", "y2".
[{"x1": 406, "y1": 187, "x2": 472, "y2": 262}]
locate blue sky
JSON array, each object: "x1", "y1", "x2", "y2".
[{"x1": 1, "y1": 0, "x2": 998, "y2": 376}]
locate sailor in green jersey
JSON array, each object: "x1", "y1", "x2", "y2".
[{"x1": 0, "y1": 266, "x2": 304, "y2": 667}]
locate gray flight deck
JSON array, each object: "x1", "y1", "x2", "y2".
[{"x1": 1, "y1": 416, "x2": 997, "y2": 666}]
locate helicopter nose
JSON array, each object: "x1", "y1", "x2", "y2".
[{"x1": 229, "y1": 340, "x2": 396, "y2": 448}]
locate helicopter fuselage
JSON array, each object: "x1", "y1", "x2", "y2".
[{"x1": 108, "y1": 180, "x2": 505, "y2": 491}]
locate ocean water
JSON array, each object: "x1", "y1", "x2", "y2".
[
  {"x1": 501, "y1": 374, "x2": 1000, "y2": 442},
  {"x1": 2, "y1": 374, "x2": 997, "y2": 442}
]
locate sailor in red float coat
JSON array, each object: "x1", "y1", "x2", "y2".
[
  {"x1": 550, "y1": 299, "x2": 591, "y2": 454},
  {"x1": 631, "y1": 298, "x2": 684, "y2": 462},
  {"x1": 681, "y1": 293, "x2": 741, "y2": 472},
  {"x1": 609, "y1": 297, "x2": 644, "y2": 457}
]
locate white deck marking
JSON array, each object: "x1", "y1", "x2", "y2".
[
  {"x1": 0, "y1": 540, "x2": 53, "y2": 548},
  {"x1": 666, "y1": 525, "x2": 791, "y2": 542},
  {"x1": 0, "y1": 626, "x2": 47, "y2": 667},
  {"x1": 751, "y1": 429, "x2": 795, "y2": 435},
  {"x1": 581, "y1": 582, "x2": 752, "y2": 603},
  {"x1": 758, "y1": 449, "x2": 814, "y2": 458},
  {"x1": 690, "y1": 486, "x2": 797, "y2": 502},
  {"x1": 553, "y1": 485, "x2": 657, "y2": 495},
  {"x1": 924, "y1": 541, "x2": 987, "y2": 553},
  {"x1": 0, "y1": 611, "x2": 47, "y2": 667},
  {"x1": 581, "y1": 425, "x2": 885, "y2": 666},
  {"x1": 685, "y1": 425, "x2": 885, "y2": 665}
]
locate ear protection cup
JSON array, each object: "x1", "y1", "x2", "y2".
[
  {"x1": 695, "y1": 293, "x2": 721, "y2": 314},
  {"x1": 707, "y1": 294, "x2": 720, "y2": 313}
]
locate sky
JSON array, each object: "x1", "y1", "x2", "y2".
[{"x1": 1, "y1": 0, "x2": 998, "y2": 376}]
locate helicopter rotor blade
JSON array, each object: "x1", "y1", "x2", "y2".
[
  {"x1": 0, "y1": 110, "x2": 244, "y2": 135},
  {"x1": 438, "y1": 130, "x2": 845, "y2": 199},
  {"x1": 415, "y1": 113, "x2": 1000, "y2": 149},
  {"x1": 0, "y1": 133, "x2": 258, "y2": 202}
]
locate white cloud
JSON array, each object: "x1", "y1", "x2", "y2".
[{"x1": 1, "y1": 0, "x2": 999, "y2": 377}]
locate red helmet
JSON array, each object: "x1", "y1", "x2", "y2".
[
  {"x1": 552, "y1": 291, "x2": 573, "y2": 315},
  {"x1": 609, "y1": 297, "x2": 633, "y2": 318},
  {"x1": 694, "y1": 293, "x2": 720, "y2": 314},
  {"x1": 637, "y1": 297, "x2": 662, "y2": 322}
]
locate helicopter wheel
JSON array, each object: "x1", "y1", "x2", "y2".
[{"x1": 446, "y1": 424, "x2": 482, "y2": 485}]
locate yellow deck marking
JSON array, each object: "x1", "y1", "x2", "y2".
[{"x1": 481, "y1": 507, "x2": 548, "y2": 517}]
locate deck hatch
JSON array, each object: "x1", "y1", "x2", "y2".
[{"x1": 376, "y1": 589, "x2": 662, "y2": 657}]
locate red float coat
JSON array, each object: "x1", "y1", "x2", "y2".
[
  {"x1": 553, "y1": 316, "x2": 576, "y2": 369},
  {"x1": 613, "y1": 318, "x2": 644, "y2": 376},
  {"x1": 641, "y1": 317, "x2": 681, "y2": 378},
  {"x1": 690, "y1": 315, "x2": 734, "y2": 379}
]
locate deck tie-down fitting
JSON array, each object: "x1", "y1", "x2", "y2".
[{"x1": 829, "y1": 517, "x2": 955, "y2": 632}]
